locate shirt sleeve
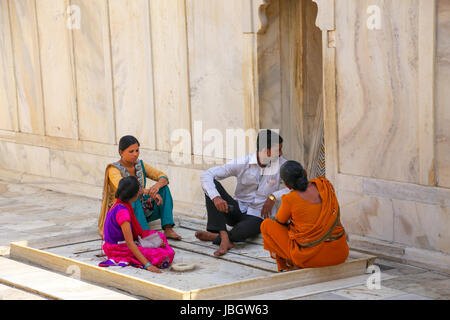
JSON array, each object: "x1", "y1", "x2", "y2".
[
  {"x1": 270, "y1": 156, "x2": 290, "y2": 201},
  {"x1": 143, "y1": 161, "x2": 168, "y2": 182},
  {"x1": 272, "y1": 187, "x2": 291, "y2": 201},
  {"x1": 275, "y1": 195, "x2": 292, "y2": 224},
  {"x1": 116, "y1": 208, "x2": 131, "y2": 226},
  {"x1": 200, "y1": 160, "x2": 243, "y2": 200},
  {"x1": 108, "y1": 166, "x2": 123, "y2": 191}
]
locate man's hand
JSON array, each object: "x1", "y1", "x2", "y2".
[
  {"x1": 213, "y1": 196, "x2": 229, "y2": 213},
  {"x1": 261, "y1": 197, "x2": 275, "y2": 219}
]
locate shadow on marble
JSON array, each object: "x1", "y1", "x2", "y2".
[
  {"x1": 331, "y1": 285, "x2": 406, "y2": 300},
  {"x1": 382, "y1": 293, "x2": 432, "y2": 300},
  {"x1": 297, "y1": 292, "x2": 352, "y2": 300},
  {"x1": 397, "y1": 279, "x2": 450, "y2": 300}
]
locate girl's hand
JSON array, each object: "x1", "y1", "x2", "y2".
[
  {"x1": 120, "y1": 222, "x2": 161, "y2": 272},
  {"x1": 146, "y1": 264, "x2": 162, "y2": 273}
]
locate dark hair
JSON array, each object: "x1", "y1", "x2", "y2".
[
  {"x1": 115, "y1": 176, "x2": 140, "y2": 202},
  {"x1": 119, "y1": 135, "x2": 140, "y2": 153},
  {"x1": 280, "y1": 161, "x2": 309, "y2": 192},
  {"x1": 257, "y1": 129, "x2": 283, "y2": 152}
]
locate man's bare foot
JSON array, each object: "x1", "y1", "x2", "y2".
[
  {"x1": 214, "y1": 241, "x2": 234, "y2": 257},
  {"x1": 214, "y1": 231, "x2": 234, "y2": 257},
  {"x1": 195, "y1": 231, "x2": 218, "y2": 242},
  {"x1": 164, "y1": 227, "x2": 182, "y2": 240}
]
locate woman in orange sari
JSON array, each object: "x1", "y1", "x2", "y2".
[{"x1": 260, "y1": 161, "x2": 349, "y2": 271}]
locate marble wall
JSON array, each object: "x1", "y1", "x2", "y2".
[
  {"x1": 333, "y1": 0, "x2": 450, "y2": 255},
  {"x1": 186, "y1": 0, "x2": 247, "y2": 156},
  {"x1": 71, "y1": 0, "x2": 115, "y2": 145},
  {"x1": 0, "y1": 0, "x2": 449, "y2": 258},
  {"x1": 0, "y1": 1, "x2": 17, "y2": 132},
  {"x1": 436, "y1": 0, "x2": 450, "y2": 188},
  {"x1": 336, "y1": 174, "x2": 450, "y2": 255},
  {"x1": 8, "y1": 0, "x2": 45, "y2": 135},
  {"x1": 335, "y1": 0, "x2": 421, "y2": 184},
  {"x1": 36, "y1": 0, "x2": 78, "y2": 139},
  {"x1": 0, "y1": 0, "x2": 250, "y2": 208}
]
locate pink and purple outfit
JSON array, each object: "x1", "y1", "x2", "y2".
[{"x1": 100, "y1": 200, "x2": 174, "y2": 269}]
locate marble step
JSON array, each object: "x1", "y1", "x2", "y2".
[
  {"x1": 243, "y1": 272, "x2": 397, "y2": 300},
  {"x1": 0, "y1": 257, "x2": 137, "y2": 300},
  {"x1": 0, "y1": 283, "x2": 47, "y2": 300}
]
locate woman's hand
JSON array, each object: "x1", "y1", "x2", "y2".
[
  {"x1": 147, "y1": 184, "x2": 160, "y2": 198},
  {"x1": 153, "y1": 194, "x2": 163, "y2": 206}
]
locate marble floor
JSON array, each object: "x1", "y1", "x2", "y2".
[{"x1": 0, "y1": 179, "x2": 449, "y2": 300}]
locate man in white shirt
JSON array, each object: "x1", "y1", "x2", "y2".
[{"x1": 196, "y1": 130, "x2": 289, "y2": 256}]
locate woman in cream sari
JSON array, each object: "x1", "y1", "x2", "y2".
[{"x1": 98, "y1": 135, "x2": 181, "y2": 241}]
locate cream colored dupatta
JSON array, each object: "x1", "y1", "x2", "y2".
[{"x1": 98, "y1": 164, "x2": 117, "y2": 238}]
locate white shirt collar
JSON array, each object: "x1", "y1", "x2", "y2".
[{"x1": 249, "y1": 153, "x2": 275, "y2": 169}]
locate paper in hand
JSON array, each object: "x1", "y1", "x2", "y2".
[{"x1": 139, "y1": 232, "x2": 163, "y2": 249}]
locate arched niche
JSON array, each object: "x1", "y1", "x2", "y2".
[
  {"x1": 242, "y1": 0, "x2": 337, "y2": 180},
  {"x1": 245, "y1": 0, "x2": 335, "y2": 33}
]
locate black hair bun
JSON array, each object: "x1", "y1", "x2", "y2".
[
  {"x1": 280, "y1": 160, "x2": 308, "y2": 192},
  {"x1": 294, "y1": 170, "x2": 309, "y2": 192}
]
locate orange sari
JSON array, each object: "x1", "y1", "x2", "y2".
[{"x1": 260, "y1": 177, "x2": 349, "y2": 271}]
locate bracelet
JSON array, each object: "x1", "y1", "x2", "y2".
[{"x1": 144, "y1": 262, "x2": 151, "y2": 269}]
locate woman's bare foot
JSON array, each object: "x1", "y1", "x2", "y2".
[
  {"x1": 285, "y1": 261, "x2": 301, "y2": 272},
  {"x1": 214, "y1": 231, "x2": 234, "y2": 257},
  {"x1": 195, "y1": 231, "x2": 218, "y2": 242},
  {"x1": 164, "y1": 227, "x2": 182, "y2": 240}
]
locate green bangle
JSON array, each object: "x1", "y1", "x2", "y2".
[{"x1": 144, "y1": 262, "x2": 151, "y2": 269}]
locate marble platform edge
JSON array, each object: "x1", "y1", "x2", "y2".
[{"x1": 8, "y1": 241, "x2": 374, "y2": 300}]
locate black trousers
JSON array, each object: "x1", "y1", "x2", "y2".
[{"x1": 205, "y1": 180, "x2": 263, "y2": 245}]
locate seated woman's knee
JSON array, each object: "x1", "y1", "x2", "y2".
[{"x1": 260, "y1": 218, "x2": 276, "y2": 234}]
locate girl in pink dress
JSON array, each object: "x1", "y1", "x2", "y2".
[{"x1": 100, "y1": 176, "x2": 175, "y2": 273}]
